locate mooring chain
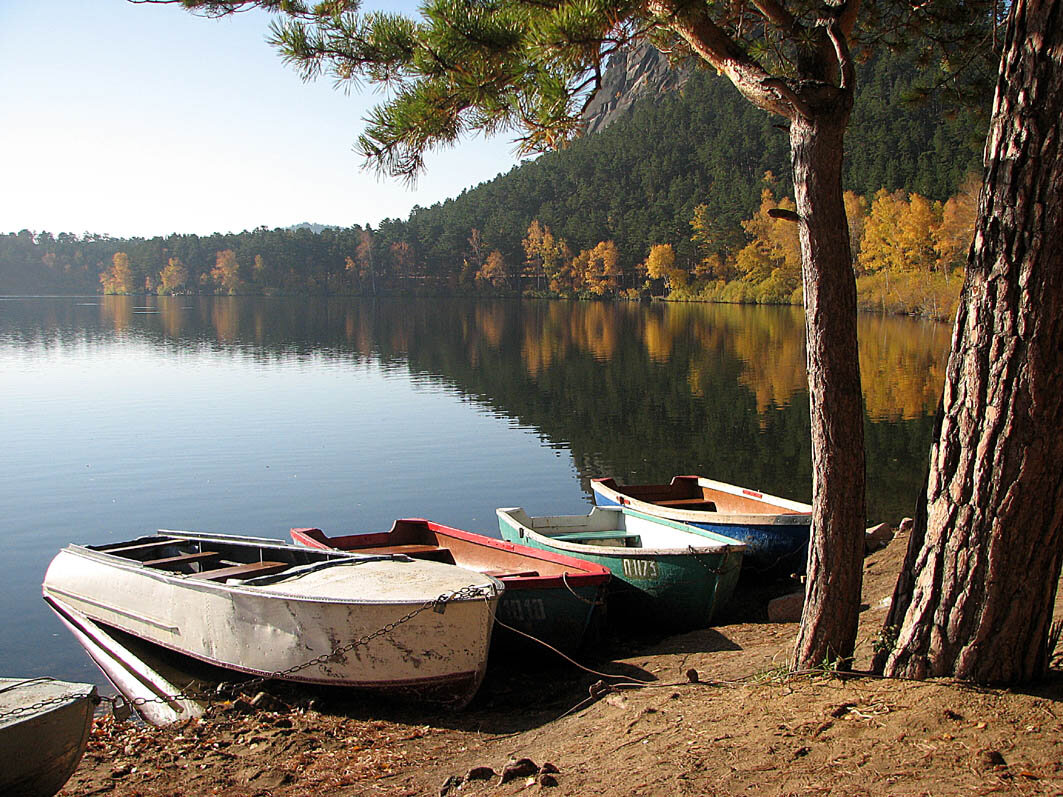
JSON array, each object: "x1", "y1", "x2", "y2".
[
  {"x1": 26, "y1": 583, "x2": 492, "y2": 719},
  {"x1": 686, "y1": 545, "x2": 740, "y2": 576},
  {"x1": 0, "y1": 693, "x2": 101, "y2": 720}
]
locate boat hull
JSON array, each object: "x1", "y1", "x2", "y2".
[
  {"x1": 43, "y1": 535, "x2": 501, "y2": 707},
  {"x1": 591, "y1": 476, "x2": 811, "y2": 574},
  {"x1": 496, "y1": 507, "x2": 744, "y2": 632},
  {"x1": 292, "y1": 521, "x2": 610, "y2": 654},
  {"x1": 0, "y1": 677, "x2": 97, "y2": 797}
]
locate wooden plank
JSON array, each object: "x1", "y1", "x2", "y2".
[
  {"x1": 345, "y1": 544, "x2": 448, "y2": 557},
  {"x1": 143, "y1": 551, "x2": 222, "y2": 569},
  {"x1": 655, "y1": 499, "x2": 718, "y2": 509},
  {"x1": 191, "y1": 561, "x2": 289, "y2": 582},
  {"x1": 99, "y1": 540, "x2": 174, "y2": 555},
  {"x1": 482, "y1": 569, "x2": 540, "y2": 578},
  {"x1": 553, "y1": 531, "x2": 641, "y2": 541}
]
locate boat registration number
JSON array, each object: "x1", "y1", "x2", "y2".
[
  {"x1": 498, "y1": 597, "x2": 547, "y2": 623},
  {"x1": 621, "y1": 559, "x2": 660, "y2": 580}
]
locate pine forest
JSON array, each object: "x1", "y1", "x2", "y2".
[{"x1": 0, "y1": 49, "x2": 987, "y2": 321}]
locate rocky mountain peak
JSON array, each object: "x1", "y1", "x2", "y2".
[{"x1": 581, "y1": 40, "x2": 695, "y2": 135}]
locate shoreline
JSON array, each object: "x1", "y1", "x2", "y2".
[{"x1": 60, "y1": 530, "x2": 1063, "y2": 796}]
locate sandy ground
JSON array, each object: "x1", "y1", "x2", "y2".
[{"x1": 60, "y1": 529, "x2": 1063, "y2": 796}]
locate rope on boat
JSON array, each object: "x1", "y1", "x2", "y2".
[{"x1": 560, "y1": 571, "x2": 606, "y2": 606}]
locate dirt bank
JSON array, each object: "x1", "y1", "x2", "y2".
[{"x1": 61, "y1": 529, "x2": 1063, "y2": 796}]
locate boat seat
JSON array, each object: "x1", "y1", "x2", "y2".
[
  {"x1": 655, "y1": 499, "x2": 718, "y2": 510},
  {"x1": 100, "y1": 540, "x2": 176, "y2": 556},
  {"x1": 346, "y1": 544, "x2": 454, "y2": 562},
  {"x1": 554, "y1": 531, "x2": 642, "y2": 542},
  {"x1": 482, "y1": 569, "x2": 540, "y2": 579},
  {"x1": 143, "y1": 551, "x2": 222, "y2": 570},
  {"x1": 191, "y1": 561, "x2": 289, "y2": 582}
]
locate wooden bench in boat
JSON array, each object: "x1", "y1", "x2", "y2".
[
  {"x1": 482, "y1": 569, "x2": 540, "y2": 579},
  {"x1": 191, "y1": 561, "x2": 289, "y2": 582},
  {"x1": 101, "y1": 540, "x2": 178, "y2": 556},
  {"x1": 553, "y1": 531, "x2": 642, "y2": 544},
  {"x1": 143, "y1": 551, "x2": 222, "y2": 570},
  {"x1": 345, "y1": 544, "x2": 454, "y2": 561},
  {"x1": 654, "y1": 499, "x2": 718, "y2": 509}
]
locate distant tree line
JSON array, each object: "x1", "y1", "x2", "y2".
[{"x1": 1, "y1": 49, "x2": 985, "y2": 320}]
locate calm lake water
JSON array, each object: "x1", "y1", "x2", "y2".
[{"x1": 0, "y1": 296, "x2": 951, "y2": 684}]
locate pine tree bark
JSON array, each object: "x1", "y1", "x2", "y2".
[
  {"x1": 884, "y1": 0, "x2": 1063, "y2": 682},
  {"x1": 788, "y1": 105, "x2": 868, "y2": 670},
  {"x1": 660, "y1": 0, "x2": 869, "y2": 670}
]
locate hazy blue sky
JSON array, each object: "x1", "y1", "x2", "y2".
[{"x1": 0, "y1": 1, "x2": 523, "y2": 238}]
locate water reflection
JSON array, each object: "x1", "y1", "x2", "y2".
[{"x1": 2, "y1": 296, "x2": 949, "y2": 522}]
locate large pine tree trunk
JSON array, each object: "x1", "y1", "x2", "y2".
[
  {"x1": 884, "y1": 0, "x2": 1063, "y2": 682},
  {"x1": 788, "y1": 106, "x2": 868, "y2": 669}
]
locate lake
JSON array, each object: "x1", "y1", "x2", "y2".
[{"x1": 0, "y1": 295, "x2": 951, "y2": 684}]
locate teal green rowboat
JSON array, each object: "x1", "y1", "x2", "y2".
[{"x1": 496, "y1": 506, "x2": 745, "y2": 631}]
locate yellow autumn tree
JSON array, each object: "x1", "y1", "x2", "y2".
[
  {"x1": 642, "y1": 243, "x2": 689, "y2": 294},
  {"x1": 579, "y1": 241, "x2": 621, "y2": 296},
  {"x1": 477, "y1": 249, "x2": 509, "y2": 289},
  {"x1": 859, "y1": 190, "x2": 942, "y2": 275},
  {"x1": 210, "y1": 249, "x2": 242, "y2": 294},
  {"x1": 522, "y1": 220, "x2": 571, "y2": 292},
  {"x1": 932, "y1": 172, "x2": 980, "y2": 272},
  {"x1": 157, "y1": 256, "x2": 188, "y2": 295},
  {"x1": 732, "y1": 188, "x2": 802, "y2": 301},
  {"x1": 857, "y1": 190, "x2": 908, "y2": 274},
  {"x1": 896, "y1": 193, "x2": 941, "y2": 272},
  {"x1": 100, "y1": 252, "x2": 135, "y2": 294},
  {"x1": 844, "y1": 190, "x2": 868, "y2": 262}
]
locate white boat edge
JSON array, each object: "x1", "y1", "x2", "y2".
[
  {"x1": 590, "y1": 476, "x2": 813, "y2": 527},
  {"x1": 46, "y1": 595, "x2": 206, "y2": 727}
]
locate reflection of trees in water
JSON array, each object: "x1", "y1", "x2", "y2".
[
  {"x1": 50, "y1": 296, "x2": 948, "y2": 522},
  {"x1": 858, "y1": 314, "x2": 950, "y2": 421}
]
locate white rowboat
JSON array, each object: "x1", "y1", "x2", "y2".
[{"x1": 43, "y1": 530, "x2": 502, "y2": 707}]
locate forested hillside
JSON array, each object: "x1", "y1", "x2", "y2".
[{"x1": 1, "y1": 47, "x2": 986, "y2": 308}]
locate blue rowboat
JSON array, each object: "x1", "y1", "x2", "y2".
[
  {"x1": 496, "y1": 506, "x2": 745, "y2": 632},
  {"x1": 590, "y1": 476, "x2": 812, "y2": 575}
]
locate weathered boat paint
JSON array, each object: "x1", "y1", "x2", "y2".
[
  {"x1": 292, "y1": 520, "x2": 611, "y2": 654},
  {"x1": 496, "y1": 506, "x2": 745, "y2": 631},
  {"x1": 0, "y1": 676, "x2": 97, "y2": 797},
  {"x1": 591, "y1": 476, "x2": 812, "y2": 574},
  {"x1": 43, "y1": 531, "x2": 502, "y2": 707}
]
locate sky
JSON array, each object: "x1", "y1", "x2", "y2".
[{"x1": 0, "y1": 1, "x2": 524, "y2": 238}]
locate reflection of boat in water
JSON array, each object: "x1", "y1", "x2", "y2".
[
  {"x1": 292, "y1": 520, "x2": 611, "y2": 653},
  {"x1": 0, "y1": 675, "x2": 97, "y2": 797},
  {"x1": 591, "y1": 476, "x2": 812, "y2": 573},
  {"x1": 496, "y1": 506, "x2": 745, "y2": 631},
  {"x1": 43, "y1": 530, "x2": 503, "y2": 708}
]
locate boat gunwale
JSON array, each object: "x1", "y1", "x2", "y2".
[
  {"x1": 57, "y1": 539, "x2": 503, "y2": 607},
  {"x1": 591, "y1": 477, "x2": 812, "y2": 526},
  {"x1": 495, "y1": 506, "x2": 746, "y2": 558}
]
